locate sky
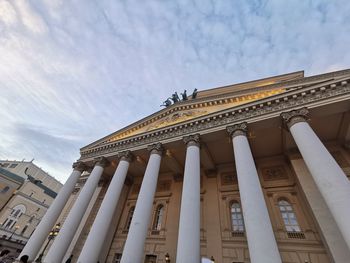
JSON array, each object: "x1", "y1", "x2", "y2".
[{"x1": 0, "y1": 0, "x2": 350, "y2": 183}]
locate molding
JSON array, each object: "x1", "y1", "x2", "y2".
[
  {"x1": 79, "y1": 77, "x2": 350, "y2": 161},
  {"x1": 281, "y1": 108, "x2": 309, "y2": 129},
  {"x1": 72, "y1": 161, "x2": 86, "y2": 172},
  {"x1": 227, "y1": 122, "x2": 248, "y2": 138},
  {"x1": 183, "y1": 134, "x2": 200, "y2": 147},
  {"x1": 94, "y1": 157, "x2": 110, "y2": 168},
  {"x1": 118, "y1": 150, "x2": 134, "y2": 163},
  {"x1": 147, "y1": 143, "x2": 164, "y2": 155}
]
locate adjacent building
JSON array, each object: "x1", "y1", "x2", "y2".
[
  {"x1": 0, "y1": 160, "x2": 62, "y2": 258},
  {"x1": 19, "y1": 69, "x2": 350, "y2": 263}
]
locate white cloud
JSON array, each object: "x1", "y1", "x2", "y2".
[{"x1": 0, "y1": 0, "x2": 350, "y2": 182}]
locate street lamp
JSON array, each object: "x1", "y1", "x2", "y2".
[
  {"x1": 35, "y1": 223, "x2": 60, "y2": 263},
  {"x1": 165, "y1": 253, "x2": 170, "y2": 263},
  {"x1": 9, "y1": 225, "x2": 19, "y2": 240}
]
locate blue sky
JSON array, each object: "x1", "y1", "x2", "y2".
[{"x1": 0, "y1": 0, "x2": 350, "y2": 183}]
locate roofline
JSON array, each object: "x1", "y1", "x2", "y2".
[{"x1": 79, "y1": 68, "x2": 350, "y2": 151}]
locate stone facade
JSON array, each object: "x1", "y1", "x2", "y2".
[{"x1": 19, "y1": 69, "x2": 350, "y2": 263}]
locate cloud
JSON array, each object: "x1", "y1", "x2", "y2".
[{"x1": 0, "y1": 0, "x2": 350, "y2": 182}]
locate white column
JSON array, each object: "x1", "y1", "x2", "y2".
[
  {"x1": 78, "y1": 151, "x2": 132, "y2": 263},
  {"x1": 176, "y1": 134, "x2": 201, "y2": 263},
  {"x1": 120, "y1": 143, "x2": 163, "y2": 263},
  {"x1": 227, "y1": 123, "x2": 282, "y2": 263},
  {"x1": 282, "y1": 108, "x2": 350, "y2": 249},
  {"x1": 44, "y1": 157, "x2": 109, "y2": 263},
  {"x1": 19, "y1": 162, "x2": 85, "y2": 261}
]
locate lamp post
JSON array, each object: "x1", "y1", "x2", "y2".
[
  {"x1": 165, "y1": 253, "x2": 170, "y2": 263},
  {"x1": 9, "y1": 225, "x2": 19, "y2": 240},
  {"x1": 35, "y1": 223, "x2": 60, "y2": 263}
]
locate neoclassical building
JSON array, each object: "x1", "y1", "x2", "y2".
[{"x1": 19, "y1": 70, "x2": 350, "y2": 263}]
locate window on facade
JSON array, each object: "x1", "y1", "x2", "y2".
[
  {"x1": 278, "y1": 200, "x2": 301, "y2": 232},
  {"x1": 125, "y1": 207, "x2": 135, "y2": 230},
  {"x1": 230, "y1": 202, "x2": 244, "y2": 232},
  {"x1": 0, "y1": 163, "x2": 9, "y2": 168},
  {"x1": 1, "y1": 186, "x2": 10, "y2": 194},
  {"x1": 152, "y1": 205, "x2": 164, "y2": 231},
  {"x1": 9, "y1": 164, "x2": 18, "y2": 168},
  {"x1": 20, "y1": 225, "x2": 28, "y2": 235},
  {"x1": 28, "y1": 216, "x2": 34, "y2": 223},
  {"x1": 4, "y1": 219, "x2": 13, "y2": 229},
  {"x1": 113, "y1": 253, "x2": 122, "y2": 263}
]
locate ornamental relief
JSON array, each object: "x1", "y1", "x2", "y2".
[{"x1": 261, "y1": 166, "x2": 289, "y2": 181}]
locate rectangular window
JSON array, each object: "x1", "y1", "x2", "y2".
[
  {"x1": 9, "y1": 164, "x2": 18, "y2": 168},
  {"x1": 0, "y1": 163, "x2": 9, "y2": 167},
  {"x1": 145, "y1": 255, "x2": 157, "y2": 263}
]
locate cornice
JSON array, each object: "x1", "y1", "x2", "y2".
[{"x1": 79, "y1": 77, "x2": 350, "y2": 161}]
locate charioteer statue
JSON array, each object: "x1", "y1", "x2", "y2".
[{"x1": 161, "y1": 89, "x2": 198, "y2": 107}]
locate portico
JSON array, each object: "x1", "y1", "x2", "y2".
[{"x1": 19, "y1": 70, "x2": 350, "y2": 263}]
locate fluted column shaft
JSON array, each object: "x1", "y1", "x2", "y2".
[
  {"x1": 228, "y1": 123, "x2": 282, "y2": 263},
  {"x1": 19, "y1": 163, "x2": 85, "y2": 261},
  {"x1": 120, "y1": 143, "x2": 163, "y2": 263},
  {"x1": 44, "y1": 157, "x2": 109, "y2": 263},
  {"x1": 282, "y1": 108, "x2": 350, "y2": 249},
  {"x1": 78, "y1": 152, "x2": 133, "y2": 263},
  {"x1": 176, "y1": 134, "x2": 201, "y2": 263}
]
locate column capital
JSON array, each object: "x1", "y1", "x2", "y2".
[
  {"x1": 183, "y1": 134, "x2": 200, "y2": 147},
  {"x1": 147, "y1": 143, "x2": 164, "y2": 155},
  {"x1": 281, "y1": 108, "x2": 309, "y2": 129},
  {"x1": 94, "y1": 157, "x2": 110, "y2": 168},
  {"x1": 227, "y1": 122, "x2": 248, "y2": 138},
  {"x1": 118, "y1": 150, "x2": 134, "y2": 162},
  {"x1": 72, "y1": 162, "x2": 86, "y2": 172}
]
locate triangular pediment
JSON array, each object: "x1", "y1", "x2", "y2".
[{"x1": 84, "y1": 70, "x2": 334, "y2": 150}]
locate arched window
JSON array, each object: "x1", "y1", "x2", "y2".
[
  {"x1": 230, "y1": 201, "x2": 244, "y2": 232},
  {"x1": 11, "y1": 204, "x2": 26, "y2": 218},
  {"x1": 278, "y1": 200, "x2": 301, "y2": 232},
  {"x1": 152, "y1": 205, "x2": 164, "y2": 231},
  {"x1": 125, "y1": 206, "x2": 135, "y2": 230}
]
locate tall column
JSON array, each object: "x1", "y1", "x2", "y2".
[
  {"x1": 227, "y1": 123, "x2": 282, "y2": 263},
  {"x1": 77, "y1": 151, "x2": 133, "y2": 263},
  {"x1": 282, "y1": 108, "x2": 350, "y2": 249},
  {"x1": 44, "y1": 157, "x2": 109, "y2": 263},
  {"x1": 120, "y1": 143, "x2": 163, "y2": 263},
  {"x1": 176, "y1": 134, "x2": 201, "y2": 263},
  {"x1": 19, "y1": 162, "x2": 85, "y2": 261}
]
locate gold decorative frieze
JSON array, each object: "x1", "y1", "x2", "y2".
[{"x1": 105, "y1": 89, "x2": 286, "y2": 142}]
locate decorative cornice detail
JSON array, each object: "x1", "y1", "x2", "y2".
[
  {"x1": 281, "y1": 108, "x2": 309, "y2": 129},
  {"x1": 79, "y1": 78, "x2": 350, "y2": 160},
  {"x1": 183, "y1": 134, "x2": 200, "y2": 147},
  {"x1": 118, "y1": 150, "x2": 134, "y2": 162},
  {"x1": 147, "y1": 143, "x2": 164, "y2": 155},
  {"x1": 72, "y1": 161, "x2": 86, "y2": 172},
  {"x1": 94, "y1": 156, "x2": 110, "y2": 168},
  {"x1": 227, "y1": 122, "x2": 248, "y2": 138}
]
